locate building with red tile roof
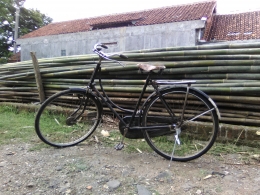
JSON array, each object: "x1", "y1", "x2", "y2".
[
  {"x1": 203, "y1": 11, "x2": 260, "y2": 42},
  {"x1": 20, "y1": 1, "x2": 217, "y2": 39},
  {"x1": 18, "y1": 1, "x2": 217, "y2": 61}
]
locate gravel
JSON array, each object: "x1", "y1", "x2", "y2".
[{"x1": 0, "y1": 141, "x2": 259, "y2": 195}]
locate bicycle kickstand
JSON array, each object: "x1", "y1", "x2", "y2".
[{"x1": 169, "y1": 127, "x2": 181, "y2": 166}]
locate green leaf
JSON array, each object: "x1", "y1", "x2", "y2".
[{"x1": 0, "y1": 0, "x2": 53, "y2": 60}]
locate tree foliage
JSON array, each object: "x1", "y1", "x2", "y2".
[
  {"x1": 0, "y1": 0, "x2": 14, "y2": 61},
  {"x1": 0, "y1": 0, "x2": 53, "y2": 62},
  {"x1": 20, "y1": 8, "x2": 52, "y2": 35},
  {"x1": 0, "y1": 0, "x2": 14, "y2": 23}
]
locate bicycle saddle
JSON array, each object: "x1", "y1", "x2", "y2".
[{"x1": 137, "y1": 63, "x2": 165, "y2": 72}]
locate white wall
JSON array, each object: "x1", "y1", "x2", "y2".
[{"x1": 17, "y1": 20, "x2": 205, "y2": 61}]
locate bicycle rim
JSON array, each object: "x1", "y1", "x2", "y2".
[
  {"x1": 143, "y1": 87, "x2": 218, "y2": 161},
  {"x1": 35, "y1": 89, "x2": 101, "y2": 147}
]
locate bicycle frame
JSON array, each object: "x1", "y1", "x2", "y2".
[{"x1": 86, "y1": 57, "x2": 194, "y2": 133}]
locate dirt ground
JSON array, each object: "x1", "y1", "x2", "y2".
[{"x1": 0, "y1": 131, "x2": 259, "y2": 195}]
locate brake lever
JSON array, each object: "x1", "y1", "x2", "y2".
[
  {"x1": 93, "y1": 43, "x2": 127, "y2": 67},
  {"x1": 106, "y1": 53, "x2": 127, "y2": 67},
  {"x1": 94, "y1": 51, "x2": 125, "y2": 67},
  {"x1": 101, "y1": 44, "x2": 108, "y2": 49}
]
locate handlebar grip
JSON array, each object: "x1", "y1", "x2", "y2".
[
  {"x1": 101, "y1": 44, "x2": 108, "y2": 49},
  {"x1": 119, "y1": 54, "x2": 128, "y2": 59}
]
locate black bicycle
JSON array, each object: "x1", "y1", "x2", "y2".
[{"x1": 35, "y1": 43, "x2": 220, "y2": 162}]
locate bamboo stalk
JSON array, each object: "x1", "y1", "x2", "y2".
[
  {"x1": 31, "y1": 52, "x2": 46, "y2": 103},
  {"x1": 0, "y1": 87, "x2": 38, "y2": 91},
  {"x1": 131, "y1": 55, "x2": 260, "y2": 61},
  {"x1": 125, "y1": 42, "x2": 260, "y2": 53},
  {"x1": 2, "y1": 42, "x2": 260, "y2": 128},
  {"x1": 123, "y1": 48, "x2": 260, "y2": 59},
  {"x1": 211, "y1": 95, "x2": 260, "y2": 104}
]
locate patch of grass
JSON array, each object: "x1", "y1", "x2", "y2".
[
  {"x1": 68, "y1": 158, "x2": 90, "y2": 172},
  {"x1": 28, "y1": 143, "x2": 50, "y2": 151},
  {"x1": 208, "y1": 141, "x2": 260, "y2": 163},
  {"x1": 124, "y1": 138, "x2": 153, "y2": 153},
  {"x1": 0, "y1": 105, "x2": 37, "y2": 145},
  {"x1": 0, "y1": 105, "x2": 259, "y2": 161},
  {"x1": 97, "y1": 129, "x2": 152, "y2": 153},
  {"x1": 210, "y1": 142, "x2": 259, "y2": 156},
  {"x1": 99, "y1": 128, "x2": 259, "y2": 162},
  {"x1": 152, "y1": 191, "x2": 160, "y2": 195}
]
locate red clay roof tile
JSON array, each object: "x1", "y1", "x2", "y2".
[
  {"x1": 20, "y1": 1, "x2": 216, "y2": 39},
  {"x1": 203, "y1": 11, "x2": 260, "y2": 41}
]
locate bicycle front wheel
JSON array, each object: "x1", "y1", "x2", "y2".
[
  {"x1": 142, "y1": 87, "x2": 219, "y2": 162},
  {"x1": 35, "y1": 89, "x2": 102, "y2": 147}
]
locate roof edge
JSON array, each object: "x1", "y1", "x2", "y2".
[{"x1": 49, "y1": 0, "x2": 217, "y2": 24}]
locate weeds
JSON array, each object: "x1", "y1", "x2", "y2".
[
  {"x1": 210, "y1": 141, "x2": 259, "y2": 156},
  {"x1": 0, "y1": 105, "x2": 259, "y2": 163},
  {"x1": 0, "y1": 105, "x2": 37, "y2": 145}
]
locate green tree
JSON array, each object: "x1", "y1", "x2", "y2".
[
  {"x1": 19, "y1": 8, "x2": 52, "y2": 35},
  {"x1": 0, "y1": 0, "x2": 14, "y2": 23},
  {"x1": 0, "y1": 0, "x2": 52, "y2": 63},
  {"x1": 0, "y1": 0, "x2": 15, "y2": 62}
]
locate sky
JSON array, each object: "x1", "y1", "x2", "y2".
[{"x1": 23, "y1": 0, "x2": 260, "y2": 22}]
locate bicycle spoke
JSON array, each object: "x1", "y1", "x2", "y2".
[
  {"x1": 35, "y1": 89, "x2": 101, "y2": 147},
  {"x1": 188, "y1": 108, "x2": 215, "y2": 121},
  {"x1": 143, "y1": 87, "x2": 218, "y2": 162}
]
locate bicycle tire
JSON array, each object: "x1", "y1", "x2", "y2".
[
  {"x1": 35, "y1": 88, "x2": 102, "y2": 147},
  {"x1": 142, "y1": 87, "x2": 219, "y2": 162}
]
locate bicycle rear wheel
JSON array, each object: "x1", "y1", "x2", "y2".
[
  {"x1": 35, "y1": 89, "x2": 102, "y2": 147},
  {"x1": 142, "y1": 87, "x2": 219, "y2": 161}
]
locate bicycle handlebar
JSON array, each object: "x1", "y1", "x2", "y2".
[{"x1": 93, "y1": 43, "x2": 128, "y2": 64}]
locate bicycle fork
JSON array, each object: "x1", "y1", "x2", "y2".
[{"x1": 66, "y1": 92, "x2": 91, "y2": 126}]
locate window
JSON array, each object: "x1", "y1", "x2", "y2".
[
  {"x1": 244, "y1": 32, "x2": 252, "y2": 35},
  {"x1": 61, "y1": 50, "x2": 66, "y2": 56},
  {"x1": 227, "y1": 32, "x2": 240, "y2": 36},
  {"x1": 90, "y1": 18, "x2": 142, "y2": 30},
  {"x1": 92, "y1": 22, "x2": 132, "y2": 30}
]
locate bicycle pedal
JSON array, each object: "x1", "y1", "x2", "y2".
[{"x1": 114, "y1": 142, "x2": 124, "y2": 150}]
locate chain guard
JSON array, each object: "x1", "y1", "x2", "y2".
[
  {"x1": 119, "y1": 116, "x2": 144, "y2": 139},
  {"x1": 119, "y1": 116, "x2": 177, "y2": 139}
]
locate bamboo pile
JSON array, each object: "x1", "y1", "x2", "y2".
[{"x1": 1, "y1": 42, "x2": 260, "y2": 127}]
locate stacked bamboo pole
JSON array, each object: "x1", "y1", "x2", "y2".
[{"x1": 1, "y1": 42, "x2": 260, "y2": 127}]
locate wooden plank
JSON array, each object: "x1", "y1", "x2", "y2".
[{"x1": 30, "y1": 52, "x2": 46, "y2": 103}]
